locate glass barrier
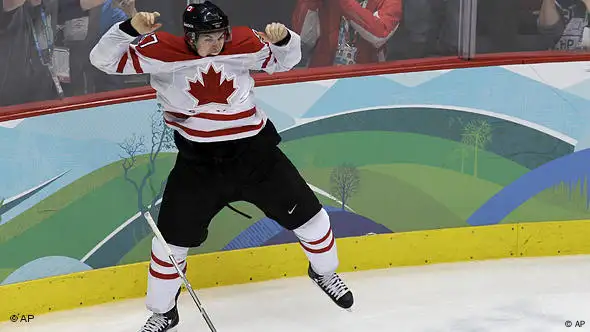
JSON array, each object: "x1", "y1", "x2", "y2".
[
  {"x1": 0, "y1": 0, "x2": 151, "y2": 107},
  {"x1": 386, "y1": 0, "x2": 461, "y2": 60},
  {"x1": 290, "y1": 0, "x2": 404, "y2": 66},
  {"x1": 0, "y1": 0, "x2": 451, "y2": 108},
  {"x1": 474, "y1": 0, "x2": 590, "y2": 54},
  {"x1": 3, "y1": 0, "x2": 589, "y2": 110}
]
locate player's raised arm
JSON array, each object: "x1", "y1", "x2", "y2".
[
  {"x1": 250, "y1": 22, "x2": 302, "y2": 74},
  {"x1": 89, "y1": 11, "x2": 165, "y2": 75}
]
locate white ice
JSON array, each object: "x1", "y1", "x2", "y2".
[{"x1": 2, "y1": 255, "x2": 590, "y2": 332}]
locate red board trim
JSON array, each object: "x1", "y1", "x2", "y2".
[{"x1": 1, "y1": 51, "x2": 589, "y2": 122}]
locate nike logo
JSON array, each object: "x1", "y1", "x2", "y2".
[{"x1": 288, "y1": 204, "x2": 297, "y2": 214}]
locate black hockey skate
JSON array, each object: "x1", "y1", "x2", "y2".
[
  {"x1": 139, "y1": 305, "x2": 179, "y2": 332},
  {"x1": 308, "y1": 264, "x2": 354, "y2": 310}
]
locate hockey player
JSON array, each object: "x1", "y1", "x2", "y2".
[{"x1": 89, "y1": 2, "x2": 354, "y2": 331}]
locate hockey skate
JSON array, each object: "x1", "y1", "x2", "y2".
[
  {"x1": 308, "y1": 263, "x2": 354, "y2": 310},
  {"x1": 139, "y1": 305, "x2": 179, "y2": 332}
]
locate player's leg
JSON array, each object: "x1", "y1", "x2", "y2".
[
  {"x1": 141, "y1": 153, "x2": 229, "y2": 332},
  {"x1": 240, "y1": 147, "x2": 354, "y2": 309}
]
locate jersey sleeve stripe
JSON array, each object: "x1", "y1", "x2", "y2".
[
  {"x1": 165, "y1": 118, "x2": 264, "y2": 138},
  {"x1": 116, "y1": 51, "x2": 129, "y2": 73},
  {"x1": 129, "y1": 47, "x2": 144, "y2": 74},
  {"x1": 261, "y1": 46, "x2": 273, "y2": 69}
]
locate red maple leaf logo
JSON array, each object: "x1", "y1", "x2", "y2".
[{"x1": 187, "y1": 64, "x2": 236, "y2": 107}]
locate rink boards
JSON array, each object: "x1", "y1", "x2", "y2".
[
  {"x1": 1, "y1": 219, "x2": 590, "y2": 320},
  {"x1": 4, "y1": 55, "x2": 590, "y2": 323}
]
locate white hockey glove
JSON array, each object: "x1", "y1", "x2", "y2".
[
  {"x1": 259, "y1": 22, "x2": 289, "y2": 44},
  {"x1": 131, "y1": 11, "x2": 163, "y2": 35}
]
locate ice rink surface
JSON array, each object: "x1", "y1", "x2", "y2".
[{"x1": 2, "y1": 255, "x2": 590, "y2": 332}]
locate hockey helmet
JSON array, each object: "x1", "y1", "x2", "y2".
[{"x1": 183, "y1": 1, "x2": 231, "y2": 44}]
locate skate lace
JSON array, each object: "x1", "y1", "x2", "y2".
[
  {"x1": 142, "y1": 313, "x2": 169, "y2": 332},
  {"x1": 319, "y1": 273, "x2": 349, "y2": 300}
]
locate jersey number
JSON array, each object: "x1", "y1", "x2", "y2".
[{"x1": 139, "y1": 34, "x2": 159, "y2": 48}]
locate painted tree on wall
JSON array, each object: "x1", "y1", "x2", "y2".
[
  {"x1": 459, "y1": 144, "x2": 469, "y2": 174},
  {"x1": 445, "y1": 116, "x2": 470, "y2": 174},
  {"x1": 445, "y1": 144, "x2": 471, "y2": 174},
  {"x1": 330, "y1": 163, "x2": 360, "y2": 211},
  {"x1": 461, "y1": 120, "x2": 492, "y2": 178},
  {"x1": 119, "y1": 104, "x2": 175, "y2": 236}
]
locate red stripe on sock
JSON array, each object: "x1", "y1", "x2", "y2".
[
  {"x1": 299, "y1": 230, "x2": 335, "y2": 254},
  {"x1": 151, "y1": 252, "x2": 185, "y2": 268},
  {"x1": 149, "y1": 265, "x2": 187, "y2": 280},
  {"x1": 302, "y1": 228, "x2": 332, "y2": 245}
]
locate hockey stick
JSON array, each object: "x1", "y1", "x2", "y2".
[{"x1": 143, "y1": 211, "x2": 218, "y2": 332}]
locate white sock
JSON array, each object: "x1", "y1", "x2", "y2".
[
  {"x1": 145, "y1": 237, "x2": 189, "y2": 313},
  {"x1": 293, "y1": 208, "x2": 339, "y2": 275}
]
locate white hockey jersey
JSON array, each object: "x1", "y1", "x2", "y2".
[{"x1": 90, "y1": 22, "x2": 302, "y2": 142}]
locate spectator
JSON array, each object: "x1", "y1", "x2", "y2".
[
  {"x1": 0, "y1": 0, "x2": 61, "y2": 107},
  {"x1": 54, "y1": 0, "x2": 107, "y2": 97},
  {"x1": 211, "y1": 0, "x2": 298, "y2": 31},
  {"x1": 134, "y1": 0, "x2": 185, "y2": 36},
  {"x1": 99, "y1": 0, "x2": 133, "y2": 36},
  {"x1": 389, "y1": 0, "x2": 460, "y2": 59},
  {"x1": 475, "y1": 0, "x2": 564, "y2": 53},
  {"x1": 538, "y1": 0, "x2": 589, "y2": 50},
  {"x1": 90, "y1": 0, "x2": 143, "y2": 92},
  {"x1": 293, "y1": 0, "x2": 401, "y2": 67}
]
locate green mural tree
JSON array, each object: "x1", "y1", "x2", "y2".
[
  {"x1": 445, "y1": 116, "x2": 470, "y2": 173},
  {"x1": 329, "y1": 163, "x2": 360, "y2": 211},
  {"x1": 119, "y1": 104, "x2": 175, "y2": 239},
  {"x1": 461, "y1": 119, "x2": 492, "y2": 178},
  {"x1": 459, "y1": 144, "x2": 468, "y2": 174},
  {"x1": 445, "y1": 144, "x2": 470, "y2": 174}
]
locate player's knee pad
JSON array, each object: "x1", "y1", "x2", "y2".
[{"x1": 293, "y1": 208, "x2": 339, "y2": 275}]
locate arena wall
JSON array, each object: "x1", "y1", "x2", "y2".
[{"x1": 2, "y1": 53, "x2": 590, "y2": 320}]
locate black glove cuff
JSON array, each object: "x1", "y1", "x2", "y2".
[
  {"x1": 120, "y1": 18, "x2": 141, "y2": 37},
  {"x1": 274, "y1": 31, "x2": 291, "y2": 47}
]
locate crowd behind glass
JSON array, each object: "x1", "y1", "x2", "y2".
[{"x1": 1, "y1": 0, "x2": 588, "y2": 108}]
